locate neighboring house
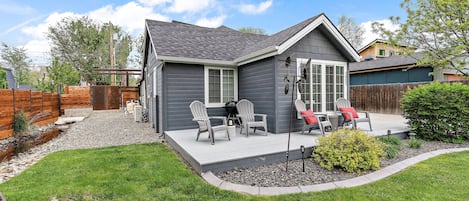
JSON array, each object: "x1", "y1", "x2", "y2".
[
  {"x1": 141, "y1": 13, "x2": 359, "y2": 133},
  {"x1": 358, "y1": 39, "x2": 415, "y2": 61},
  {"x1": 0, "y1": 66, "x2": 17, "y2": 89},
  {"x1": 349, "y1": 55, "x2": 434, "y2": 85},
  {"x1": 350, "y1": 54, "x2": 468, "y2": 85}
]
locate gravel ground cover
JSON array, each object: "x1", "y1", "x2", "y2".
[
  {"x1": 216, "y1": 140, "x2": 469, "y2": 187},
  {"x1": 0, "y1": 109, "x2": 161, "y2": 183}
]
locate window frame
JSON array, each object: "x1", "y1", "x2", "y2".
[
  {"x1": 204, "y1": 66, "x2": 238, "y2": 107},
  {"x1": 297, "y1": 58, "x2": 348, "y2": 113},
  {"x1": 378, "y1": 49, "x2": 386, "y2": 57}
]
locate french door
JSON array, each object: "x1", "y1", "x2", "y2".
[{"x1": 297, "y1": 59, "x2": 347, "y2": 113}]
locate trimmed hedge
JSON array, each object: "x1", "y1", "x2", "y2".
[{"x1": 401, "y1": 82, "x2": 469, "y2": 141}]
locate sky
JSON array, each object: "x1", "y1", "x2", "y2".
[{"x1": 0, "y1": 0, "x2": 406, "y2": 67}]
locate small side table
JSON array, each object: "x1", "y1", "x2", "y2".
[{"x1": 227, "y1": 125, "x2": 236, "y2": 137}]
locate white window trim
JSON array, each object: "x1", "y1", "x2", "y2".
[
  {"x1": 204, "y1": 66, "x2": 238, "y2": 108},
  {"x1": 296, "y1": 58, "x2": 348, "y2": 113}
]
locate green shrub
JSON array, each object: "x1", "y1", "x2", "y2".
[
  {"x1": 408, "y1": 138, "x2": 422, "y2": 149},
  {"x1": 13, "y1": 110, "x2": 28, "y2": 135},
  {"x1": 378, "y1": 136, "x2": 403, "y2": 147},
  {"x1": 313, "y1": 129, "x2": 385, "y2": 173},
  {"x1": 378, "y1": 136, "x2": 402, "y2": 159},
  {"x1": 401, "y1": 82, "x2": 469, "y2": 142}
]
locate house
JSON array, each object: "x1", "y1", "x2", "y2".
[
  {"x1": 0, "y1": 66, "x2": 16, "y2": 89},
  {"x1": 358, "y1": 39, "x2": 415, "y2": 61},
  {"x1": 349, "y1": 55, "x2": 434, "y2": 85},
  {"x1": 140, "y1": 13, "x2": 359, "y2": 134},
  {"x1": 351, "y1": 39, "x2": 468, "y2": 85},
  {"x1": 350, "y1": 52, "x2": 467, "y2": 85}
]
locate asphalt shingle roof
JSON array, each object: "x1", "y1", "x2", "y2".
[
  {"x1": 145, "y1": 14, "x2": 322, "y2": 61},
  {"x1": 349, "y1": 55, "x2": 417, "y2": 72}
]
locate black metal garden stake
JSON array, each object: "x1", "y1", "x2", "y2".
[
  {"x1": 301, "y1": 145, "x2": 305, "y2": 172},
  {"x1": 284, "y1": 57, "x2": 310, "y2": 172}
]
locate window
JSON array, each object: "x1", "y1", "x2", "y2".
[
  {"x1": 298, "y1": 59, "x2": 347, "y2": 113},
  {"x1": 204, "y1": 67, "x2": 237, "y2": 107},
  {"x1": 378, "y1": 49, "x2": 386, "y2": 57}
]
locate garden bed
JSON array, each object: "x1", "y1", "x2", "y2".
[
  {"x1": 0, "y1": 126, "x2": 62, "y2": 162},
  {"x1": 216, "y1": 139, "x2": 469, "y2": 187}
]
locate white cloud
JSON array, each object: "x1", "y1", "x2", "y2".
[
  {"x1": 138, "y1": 0, "x2": 172, "y2": 7},
  {"x1": 18, "y1": 2, "x2": 170, "y2": 66},
  {"x1": 0, "y1": 1, "x2": 35, "y2": 15},
  {"x1": 88, "y1": 1, "x2": 170, "y2": 35},
  {"x1": 21, "y1": 12, "x2": 78, "y2": 40},
  {"x1": 167, "y1": 0, "x2": 214, "y2": 13},
  {"x1": 360, "y1": 19, "x2": 401, "y2": 48},
  {"x1": 195, "y1": 15, "x2": 226, "y2": 28},
  {"x1": 238, "y1": 0, "x2": 272, "y2": 15}
]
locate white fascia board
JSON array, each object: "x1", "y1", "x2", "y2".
[
  {"x1": 234, "y1": 46, "x2": 278, "y2": 66},
  {"x1": 158, "y1": 55, "x2": 236, "y2": 67},
  {"x1": 277, "y1": 15, "x2": 360, "y2": 62}
]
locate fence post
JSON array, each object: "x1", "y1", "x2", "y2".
[
  {"x1": 58, "y1": 84, "x2": 62, "y2": 116},
  {"x1": 29, "y1": 90, "x2": 32, "y2": 115},
  {"x1": 12, "y1": 88, "x2": 16, "y2": 115},
  {"x1": 42, "y1": 91, "x2": 44, "y2": 112}
]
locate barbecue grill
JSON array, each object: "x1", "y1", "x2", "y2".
[{"x1": 224, "y1": 100, "x2": 239, "y2": 126}]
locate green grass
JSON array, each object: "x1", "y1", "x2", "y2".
[{"x1": 1, "y1": 143, "x2": 469, "y2": 201}]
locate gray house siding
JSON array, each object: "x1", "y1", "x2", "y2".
[
  {"x1": 238, "y1": 57, "x2": 276, "y2": 133},
  {"x1": 350, "y1": 67, "x2": 433, "y2": 85},
  {"x1": 274, "y1": 27, "x2": 348, "y2": 133},
  {"x1": 144, "y1": 41, "x2": 159, "y2": 131},
  {"x1": 162, "y1": 63, "x2": 225, "y2": 131}
]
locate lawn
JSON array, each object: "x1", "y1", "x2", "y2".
[{"x1": 1, "y1": 143, "x2": 468, "y2": 201}]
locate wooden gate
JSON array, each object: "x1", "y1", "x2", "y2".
[{"x1": 90, "y1": 86, "x2": 120, "y2": 110}]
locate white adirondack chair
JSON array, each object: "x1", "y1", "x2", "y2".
[
  {"x1": 236, "y1": 99, "x2": 268, "y2": 137},
  {"x1": 189, "y1": 100, "x2": 229, "y2": 145}
]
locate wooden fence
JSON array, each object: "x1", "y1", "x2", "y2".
[
  {"x1": 0, "y1": 85, "x2": 139, "y2": 139},
  {"x1": 350, "y1": 80, "x2": 469, "y2": 114},
  {"x1": 0, "y1": 89, "x2": 59, "y2": 139},
  {"x1": 61, "y1": 85, "x2": 92, "y2": 111}
]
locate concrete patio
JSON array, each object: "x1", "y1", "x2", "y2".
[{"x1": 164, "y1": 113, "x2": 410, "y2": 174}]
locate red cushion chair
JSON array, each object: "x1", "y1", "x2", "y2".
[
  {"x1": 339, "y1": 107, "x2": 359, "y2": 121},
  {"x1": 300, "y1": 109, "x2": 318, "y2": 124},
  {"x1": 336, "y1": 98, "x2": 372, "y2": 131},
  {"x1": 295, "y1": 99, "x2": 331, "y2": 135}
]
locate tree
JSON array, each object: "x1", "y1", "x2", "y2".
[
  {"x1": 238, "y1": 27, "x2": 267, "y2": 35},
  {"x1": 35, "y1": 57, "x2": 80, "y2": 92},
  {"x1": 0, "y1": 43, "x2": 31, "y2": 86},
  {"x1": 0, "y1": 67, "x2": 8, "y2": 88},
  {"x1": 47, "y1": 16, "x2": 132, "y2": 84},
  {"x1": 337, "y1": 15, "x2": 365, "y2": 49},
  {"x1": 373, "y1": 0, "x2": 469, "y2": 78}
]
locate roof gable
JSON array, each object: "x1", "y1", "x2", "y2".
[{"x1": 145, "y1": 13, "x2": 360, "y2": 66}]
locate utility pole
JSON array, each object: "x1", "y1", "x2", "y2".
[{"x1": 109, "y1": 21, "x2": 115, "y2": 86}]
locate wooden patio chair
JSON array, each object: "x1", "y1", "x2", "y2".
[
  {"x1": 336, "y1": 98, "x2": 372, "y2": 131},
  {"x1": 189, "y1": 100, "x2": 229, "y2": 145},
  {"x1": 294, "y1": 99, "x2": 331, "y2": 135},
  {"x1": 236, "y1": 99, "x2": 268, "y2": 137}
]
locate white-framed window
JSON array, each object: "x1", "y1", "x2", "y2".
[
  {"x1": 204, "y1": 66, "x2": 238, "y2": 107},
  {"x1": 297, "y1": 58, "x2": 347, "y2": 113}
]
